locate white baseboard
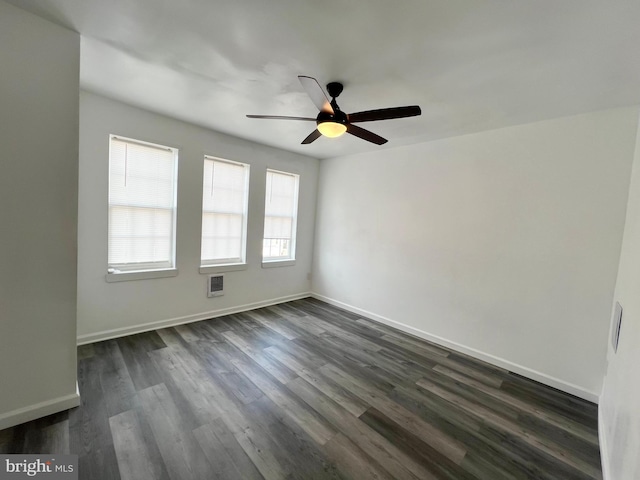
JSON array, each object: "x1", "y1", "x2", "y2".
[
  {"x1": 0, "y1": 383, "x2": 80, "y2": 430},
  {"x1": 77, "y1": 292, "x2": 312, "y2": 345},
  {"x1": 598, "y1": 406, "x2": 610, "y2": 479},
  {"x1": 311, "y1": 293, "x2": 600, "y2": 403}
]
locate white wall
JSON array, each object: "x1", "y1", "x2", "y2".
[
  {"x1": 312, "y1": 107, "x2": 639, "y2": 400},
  {"x1": 77, "y1": 92, "x2": 319, "y2": 342},
  {"x1": 599, "y1": 112, "x2": 640, "y2": 480},
  {"x1": 0, "y1": 1, "x2": 80, "y2": 428}
]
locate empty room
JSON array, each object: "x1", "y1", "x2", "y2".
[{"x1": 1, "y1": 1, "x2": 639, "y2": 479}]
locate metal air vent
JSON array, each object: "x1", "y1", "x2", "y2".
[{"x1": 207, "y1": 274, "x2": 224, "y2": 298}]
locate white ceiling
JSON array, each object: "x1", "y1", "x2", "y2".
[{"x1": 9, "y1": 0, "x2": 640, "y2": 159}]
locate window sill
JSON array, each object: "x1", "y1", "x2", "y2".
[
  {"x1": 199, "y1": 263, "x2": 247, "y2": 274},
  {"x1": 261, "y1": 259, "x2": 296, "y2": 268},
  {"x1": 105, "y1": 268, "x2": 178, "y2": 283}
]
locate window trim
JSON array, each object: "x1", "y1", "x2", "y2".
[
  {"x1": 199, "y1": 263, "x2": 248, "y2": 275},
  {"x1": 106, "y1": 268, "x2": 179, "y2": 283},
  {"x1": 262, "y1": 168, "x2": 300, "y2": 265},
  {"x1": 106, "y1": 135, "x2": 179, "y2": 279},
  {"x1": 200, "y1": 155, "x2": 251, "y2": 269},
  {"x1": 261, "y1": 259, "x2": 296, "y2": 268}
]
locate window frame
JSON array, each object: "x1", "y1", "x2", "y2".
[
  {"x1": 262, "y1": 168, "x2": 300, "y2": 267},
  {"x1": 106, "y1": 134, "x2": 179, "y2": 282},
  {"x1": 199, "y1": 155, "x2": 251, "y2": 273}
]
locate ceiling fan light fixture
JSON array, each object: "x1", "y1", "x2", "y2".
[{"x1": 317, "y1": 121, "x2": 347, "y2": 138}]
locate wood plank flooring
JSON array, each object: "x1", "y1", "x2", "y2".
[{"x1": 0, "y1": 298, "x2": 602, "y2": 479}]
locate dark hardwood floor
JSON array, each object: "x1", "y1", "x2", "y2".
[{"x1": 0, "y1": 298, "x2": 602, "y2": 479}]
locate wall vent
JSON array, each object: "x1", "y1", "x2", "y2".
[
  {"x1": 207, "y1": 274, "x2": 224, "y2": 297},
  {"x1": 612, "y1": 301, "x2": 623, "y2": 352}
]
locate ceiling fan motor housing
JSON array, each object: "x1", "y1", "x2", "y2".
[{"x1": 316, "y1": 109, "x2": 347, "y2": 127}]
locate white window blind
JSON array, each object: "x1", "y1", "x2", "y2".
[
  {"x1": 263, "y1": 169, "x2": 299, "y2": 260},
  {"x1": 201, "y1": 157, "x2": 250, "y2": 265},
  {"x1": 108, "y1": 135, "x2": 178, "y2": 272}
]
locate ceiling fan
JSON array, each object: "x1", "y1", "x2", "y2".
[{"x1": 247, "y1": 76, "x2": 421, "y2": 145}]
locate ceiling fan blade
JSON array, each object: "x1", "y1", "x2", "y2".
[
  {"x1": 246, "y1": 115, "x2": 316, "y2": 121},
  {"x1": 347, "y1": 124, "x2": 388, "y2": 145},
  {"x1": 298, "y1": 76, "x2": 334, "y2": 114},
  {"x1": 348, "y1": 105, "x2": 421, "y2": 123},
  {"x1": 301, "y1": 129, "x2": 322, "y2": 144}
]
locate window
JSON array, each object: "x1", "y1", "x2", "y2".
[
  {"x1": 201, "y1": 156, "x2": 250, "y2": 267},
  {"x1": 108, "y1": 135, "x2": 178, "y2": 275},
  {"x1": 263, "y1": 169, "x2": 299, "y2": 262}
]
